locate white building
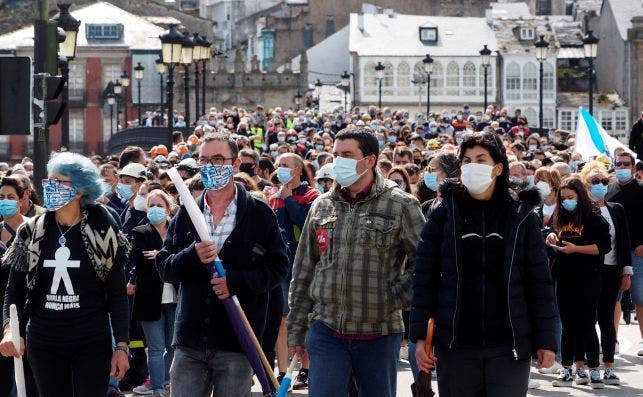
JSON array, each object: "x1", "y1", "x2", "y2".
[{"x1": 348, "y1": 12, "x2": 499, "y2": 112}]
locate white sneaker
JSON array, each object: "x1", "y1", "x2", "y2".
[
  {"x1": 575, "y1": 367, "x2": 589, "y2": 385},
  {"x1": 538, "y1": 361, "x2": 563, "y2": 374},
  {"x1": 528, "y1": 379, "x2": 540, "y2": 389},
  {"x1": 399, "y1": 345, "x2": 409, "y2": 361},
  {"x1": 132, "y1": 384, "x2": 153, "y2": 395},
  {"x1": 638, "y1": 341, "x2": 643, "y2": 356}
]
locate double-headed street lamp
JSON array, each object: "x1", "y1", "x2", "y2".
[
  {"x1": 181, "y1": 32, "x2": 195, "y2": 132},
  {"x1": 582, "y1": 30, "x2": 599, "y2": 115},
  {"x1": 375, "y1": 61, "x2": 385, "y2": 109},
  {"x1": 535, "y1": 35, "x2": 549, "y2": 133},
  {"x1": 134, "y1": 62, "x2": 145, "y2": 125},
  {"x1": 340, "y1": 70, "x2": 350, "y2": 113},
  {"x1": 422, "y1": 54, "x2": 434, "y2": 116},
  {"x1": 52, "y1": 3, "x2": 80, "y2": 151},
  {"x1": 113, "y1": 80, "x2": 122, "y2": 132},
  {"x1": 120, "y1": 70, "x2": 130, "y2": 127},
  {"x1": 159, "y1": 24, "x2": 184, "y2": 148},
  {"x1": 155, "y1": 57, "x2": 166, "y2": 121},
  {"x1": 479, "y1": 44, "x2": 492, "y2": 111}
]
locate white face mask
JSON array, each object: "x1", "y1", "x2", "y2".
[
  {"x1": 535, "y1": 181, "x2": 551, "y2": 198},
  {"x1": 133, "y1": 195, "x2": 147, "y2": 212},
  {"x1": 460, "y1": 163, "x2": 495, "y2": 195}
]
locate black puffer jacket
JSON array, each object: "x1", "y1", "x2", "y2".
[{"x1": 409, "y1": 182, "x2": 558, "y2": 359}]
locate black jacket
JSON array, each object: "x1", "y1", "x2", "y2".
[
  {"x1": 131, "y1": 223, "x2": 176, "y2": 322},
  {"x1": 603, "y1": 202, "x2": 632, "y2": 274},
  {"x1": 629, "y1": 119, "x2": 643, "y2": 159},
  {"x1": 156, "y1": 185, "x2": 289, "y2": 352},
  {"x1": 409, "y1": 183, "x2": 558, "y2": 359}
]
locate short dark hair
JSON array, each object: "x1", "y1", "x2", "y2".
[
  {"x1": 458, "y1": 131, "x2": 511, "y2": 202},
  {"x1": 239, "y1": 148, "x2": 260, "y2": 165},
  {"x1": 258, "y1": 157, "x2": 275, "y2": 174},
  {"x1": 335, "y1": 127, "x2": 379, "y2": 159},
  {"x1": 172, "y1": 130, "x2": 184, "y2": 144},
  {"x1": 201, "y1": 132, "x2": 239, "y2": 159},
  {"x1": 393, "y1": 146, "x2": 413, "y2": 160},
  {"x1": 119, "y1": 146, "x2": 145, "y2": 169},
  {"x1": 0, "y1": 177, "x2": 24, "y2": 198},
  {"x1": 615, "y1": 151, "x2": 635, "y2": 165}
]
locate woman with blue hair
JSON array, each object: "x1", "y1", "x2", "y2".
[{"x1": 0, "y1": 152, "x2": 131, "y2": 397}]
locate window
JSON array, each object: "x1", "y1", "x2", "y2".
[
  {"x1": 261, "y1": 30, "x2": 275, "y2": 70},
  {"x1": 363, "y1": 61, "x2": 377, "y2": 96},
  {"x1": 419, "y1": 27, "x2": 438, "y2": 43},
  {"x1": 430, "y1": 61, "x2": 444, "y2": 96},
  {"x1": 326, "y1": 16, "x2": 335, "y2": 37},
  {"x1": 303, "y1": 24, "x2": 313, "y2": 48},
  {"x1": 69, "y1": 110, "x2": 85, "y2": 152},
  {"x1": 446, "y1": 62, "x2": 459, "y2": 96},
  {"x1": 522, "y1": 62, "x2": 537, "y2": 99},
  {"x1": 559, "y1": 110, "x2": 577, "y2": 131},
  {"x1": 86, "y1": 24, "x2": 122, "y2": 40},
  {"x1": 103, "y1": 64, "x2": 120, "y2": 87},
  {"x1": 543, "y1": 62, "x2": 554, "y2": 99},
  {"x1": 615, "y1": 110, "x2": 627, "y2": 132},
  {"x1": 479, "y1": 64, "x2": 493, "y2": 96},
  {"x1": 382, "y1": 62, "x2": 394, "y2": 96},
  {"x1": 543, "y1": 108, "x2": 555, "y2": 128},
  {"x1": 68, "y1": 62, "x2": 85, "y2": 100},
  {"x1": 397, "y1": 62, "x2": 411, "y2": 96},
  {"x1": 520, "y1": 27, "x2": 534, "y2": 41},
  {"x1": 506, "y1": 62, "x2": 520, "y2": 100},
  {"x1": 462, "y1": 62, "x2": 476, "y2": 96},
  {"x1": 524, "y1": 108, "x2": 537, "y2": 127},
  {"x1": 600, "y1": 110, "x2": 613, "y2": 131}
]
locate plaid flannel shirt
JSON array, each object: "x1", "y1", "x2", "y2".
[
  {"x1": 204, "y1": 188, "x2": 238, "y2": 252},
  {"x1": 287, "y1": 172, "x2": 425, "y2": 346}
]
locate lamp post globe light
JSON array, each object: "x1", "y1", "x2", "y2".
[
  {"x1": 582, "y1": 30, "x2": 599, "y2": 115},
  {"x1": 134, "y1": 62, "x2": 145, "y2": 125},
  {"x1": 479, "y1": 44, "x2": 492, "y2": 111},
  {"x1": 159, "y1": 24, "x2": 184, "y2": 148},
  {"x1": 107, "y1": 92, "x2": 116, "y2": 138},
  {"x1": 422, "y1": 54, "x2": 434, "y2": 116},
  {"x1": 52, "y1": 3, "x2": 80, "y2": 152},
  {"x1": 120, "y1": 70, "x2": 130, "y2": 128},
  {"x1": 155, "y1": 56, "x2": 166, "y2": 122},
  {"x1": 180, "y1": 32, "x2": 195, "y2": 132},
  {"x1": 375, "y1": 61, "x2": 385, "y2": 109},
  {"x1": 534, "y1": 35, "x2": 549, "y2": 133},
  {"x1": 340, "y1": 70, "x2": 350, "y2": 113}
]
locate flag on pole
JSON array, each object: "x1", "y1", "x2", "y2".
[{"x1": 574, "y1": 106, "x2": 637, "y2": 161}]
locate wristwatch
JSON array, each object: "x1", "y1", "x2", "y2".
[{"x1": 114, "y1": 345, "x2": 130, "y2": 355}]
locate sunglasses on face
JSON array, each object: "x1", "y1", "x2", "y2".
[
  {"x1": 614, "y1": 161, "x2": 632, "y2": 167},
  {"x1": 590, "y1": 177, "x2": 609, "y2": 186}
]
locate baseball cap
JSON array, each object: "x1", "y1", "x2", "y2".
[
  {"x1": 314, "y1": 163, "x2": 334, "y2": 180},
  {"x1": 119, "y1": 163, "x2": 147, "y2": 180}
]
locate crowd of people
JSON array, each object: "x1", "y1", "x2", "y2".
[{"x1": 0, "y1": 103, "x2": 641, "y2": 397}]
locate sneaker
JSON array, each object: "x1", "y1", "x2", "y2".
[
  {"x1": 400, "y1": 345, "x2": 409, "y2": 361},
  {"x1": 589, "y1": 369, "x2": 605, "y2": 389},
  {"x1": 552, "y1": 367, "x2": 573, "y2": 387},
  {"x1": 638, "y1": 341, "x2": 643, "y2": 356},
  {"x1": 538, "y1": 361, "x2": 563, "y2": 374},
  {"x1": 528, "y1": 379, "x2": 540, "y2": 389},
  {"x1": 133, "y1": 382, "x2": 153, "y2": 395},
  {"x1": 603, "y1": 368, "x2": 621, "y2": 385},
  {"x1": 292, "y1": 369, "x2": 309, "y2": 390},
  {"x1": 575, "y1": 367, "x2": 589, "y2": 385}
]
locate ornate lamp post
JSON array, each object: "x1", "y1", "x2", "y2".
[
  {"x1": 107, "y1": 93, "x2": 115, "y2": 138},
  {"x1": 155, "y1": 56, "x2": 166, "y2": 122},
  {"x1": 294, "y1": 91, "x2": 302, "y2": 111},
  {"x1": 375, "y1": 61, "x2": 385, "y2": 109},
  {"x1": 535, "y1": 35, "x2": 549, "y2": 133},
  {"x1": 582, "y1": 30, "x2": 599, "y2": 115},
  {"x1": 120, "y1": 70, "x2": 130, "y2": 127},
  {"x1": 201, "y1": 35, "x2": 212, "y2": 116},
  {"x1": 479, "y1": 44, "x2": 492, "y2": 111},
  {"x1": 314, "y1": 79, "x2": 323, "y2": 108},
  {"x1": 134, "y1": 62, "x2": 145, "y2": 125},
  {"x1": 113, "y1": 79, "x2": 122, "y2": 132},
  {"x1": 192, "y1": 33, "x2": 203, "y2": 122},
  {"x1": 340, "y1": 70, "x2": 350, "y2": 113},
  {"x1": 422, "y1": 54, "x2": 434, "y2": 116},
  {"x1": 180, "y1": 32, "x2": 195, "y2": 132},
  {"x1": 159, "y1": 24, "x2": 184, "y2": 148}
]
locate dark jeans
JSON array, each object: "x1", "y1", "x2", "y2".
[
  {"x1": 26, "y1": 336, "x2": 112, "y2": 397},
  {"x1": 435, "y1": 345, "x2": 530, "y2": 397},
  {"x1": 305, "y1": 320, "x2": 402, "y2": 397},
  {"x1": 0, "y1": 354, "x2": 39, "y2": 397},
  {"x1": 557, "y1": 266, "x2": 601, "y2": 368},
  {"x1": 598, "y1": 265, "x2": 620, "y2": 363},
  {"x1": 261, "y1": 284, "x2": 283, "y2": 370}
]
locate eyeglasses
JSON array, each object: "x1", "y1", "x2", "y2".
[
  {"x1": 198, "y1": 156, "x2": 236, "y2": 166},
  {"x1": 614, "y1": 161, "x2": 632, "y2": 167},
  {"x1": 425, "y1": 166, "x2": 437, "y2": 173},
  {"x1": 590, "y1": 177, "x2": 609, "y2": 186},
  {"x1": 42, "y1": 178, "x2": 73, "y2": 187}
]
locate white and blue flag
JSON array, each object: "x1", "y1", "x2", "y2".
[{"x1": 574, "y1": 106, "x2": 636, "y2": 161}]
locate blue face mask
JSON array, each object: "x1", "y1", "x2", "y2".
[
  {"x1": 43, "y1": 180, "x2": 77, "y2": 212},
  {"x1": 146, "y1": 206, "x2": 167, "y2": 225},
  {"x1": 378, "y1": 140, "x2": 385, "y2": 148},
  {"x1": 423, "y1": 172, "x2": 439, "y2": 191},
  {"x1": 590, "y1": 184, "x2": 608, "y2": 200},
  {"x1": 101, "y1": 181, "x2": 113, "y2": 197},
  {"x1": 615, "y1": 168, "x2": 632, "y2": 182},
  {"x1": 315, "y1": 144, "x2": 324, "y2": 151},
  {"x1": 0, "y1": 199, "x2": 18, "y2": 218},
  {"x1": 277, "y1": 167, "x2": 293, "y2": 185},
  {"x1": 200, "y1": 165, "x2": 233, "y2": 190},
  {"x1": 526, "y1": 175, "x2": 535, "y2": 186},
  {"x1": 277, "y1": 136, "x2": 286, "y2": 143},
  {"x1": 570, "y1": 160, "x2": 579, "y2": 172},
  {"x1": 116, "y1": 183, "x2": 134, "y2": 200},
  {"x1": 333, "y1": 156, "x2": 367, "y2": 188},
  {"x1": 388, "y1": 136, "x2": 397, "y2": 143},
  {"x1": 562, "y1": 199, "x2": 578, "y2": 212}
]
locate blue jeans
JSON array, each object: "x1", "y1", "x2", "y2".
[
  {"x1": 630, "y1": 252, "x2": 643, "y2": 305},
  {"x1": 140, "y1": 303, "x2": 176, "y2": 394},
  {"x1": 305, "y1": 320, "x2": 402, "y2": 397},
  {"x1": 170, "y1": 346, "x2": 252, "y2": 397},
  {"x1": 408, "y1": 340, "x2": 419, "y2": 381}
]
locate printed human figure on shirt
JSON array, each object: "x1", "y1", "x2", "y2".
[{"x1": 43, "y1": 246, "x2": 81, "y2": 310}]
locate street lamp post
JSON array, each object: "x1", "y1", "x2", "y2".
[
  {"x1": 480, "y1": 44, "x2": 492, "y2": 111},
  {"x1": 201, "y1": 36, "x2": 212, "y2": 116},
  {"x1": 294, "y1": 91, "x2": 302, "y2": 110},
  {"x1": 583, "y1": 30, "x2": 599, "y2": 115},
  {"x1": 53, "y1": 3, "x2": 80, "y2": 151},
  {"x1": 155, "y1": 57, "x2": 166, "y2": 123},
  {"x1": 134, "y1": 62, "x2": 145, "y2": 125},
  {"x1": 160, "y1": 24, "x2": 184, "y2": 148},
  {"x1": 181, "y1": 32, "x2": 195, "y2": 132},
  {"x1": 107, "y1": 93, "x2": 115, "y2": 138},
  {"x1": 192, "y1": 33, "x2": 204, "y2": 122},
  {"x1": 314, "y1": 79, "x2": 323, "y2": 108},
  {"x1": 375, "y1": 61, "x2": 385, "y2": 109},
  {"x1": 113, "y1": 80, "x2": 122, "y2": 132},
  {"x1": 422, "y1": 54, "x2": 434, "y2": 116},
  {"x1": 535, "y1": 35, "x2": 549, "y2": 133},
  {"x1": 340, "y1": 70, "x2": 350, "y2": 113},
  {"x1": 120, "y1": 70, "x2": 130, "y2": 127}
]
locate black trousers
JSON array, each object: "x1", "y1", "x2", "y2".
[
  {"x1": 557, "y1": 266, "x2": 601, "y2": 368},
  {"x1": 261, "y1": 284, "x2": 284, "y2": 370},
  {"x1": 26, "y1": 336, "x2": 111, "y2": 397},
  {"x1": 435, "y1": 345, "x2": 530, "y2": 397},
  {"x1": 0, "y1": 354, "x2": 39, "y2": 397},
  {"x1": 597, "y1": 265, "x2": 620, "y2": 363}
]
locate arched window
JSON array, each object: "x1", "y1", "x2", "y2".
[
  {"x1": 543, "y1": 61, "x2": 554, "y2": 99},
  {"x1": 506, "y1": 62, "x2": 520, "y2": 100},
  {"x1": 446, "y1": 61, "x2": 459, "y2": 96},
  {"x1": 462, "y1": 62, "x2": 476, "y2": 96},
  {"x1": 363, "y1": 61, "x2": 377, "y2": 96},
  {"x1": 413, "y1": 62, "x2": 427, "y2": 98},
  {"x1": 522, "y1": 62, "x2": 538, "y2": 99},
  {"x1": 397, "y1": 62, "x2": 411, "y2": 96},
  {"x1": 382, "y1": 61, "x2": 394, "y2": 96},
  {"x1": 430, "y1": 61, "x2": 444, "y2": 96},
  {"x1": 543, "y1": 107, "x2": 555, "y2": 128},
  {"x1": 479, "y1": 65, "x2": 493, "y2": 96}
]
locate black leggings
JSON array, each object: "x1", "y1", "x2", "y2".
[
  {"x1": 26, "y1": 336, "x2": 111, "y2": 397},
  {"x1": 597, "y1": 265, "x2": 620, "y2": 363},
  {"x1": 557, "y1": 266, "x2": 601, "y2": 368},
  {"x1": 0, "y1": 354, "x2": 39, "y2": 397}
]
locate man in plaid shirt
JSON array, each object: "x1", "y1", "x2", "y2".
[{"x1": 287, "y1": 128, "x2": 425, "y2": 396}]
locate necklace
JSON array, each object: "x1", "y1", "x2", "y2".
[{"x1": 56, "y1": 218, "x2": 78, "y2": 247}]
